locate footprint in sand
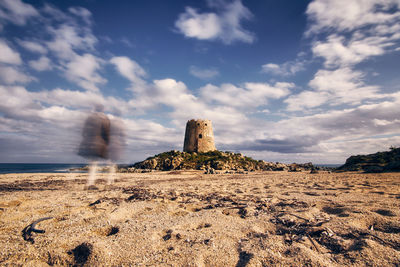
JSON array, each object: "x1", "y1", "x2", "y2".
[
  {"x1": 170, "y1": 208, "x2": 189, "y2": 216},
  {"x1": 374, "y1": 209, "x2": 396, "y2": 217},
  {"x1": 95, "y1": 225, "x2": 119, "y2": 236},
  {"x1": 322, "y1": 206, "x2": 346, "y2": 215},
  {"x1": 196, "y1": 223, "x2": 212, "y2": 229},
  {"x1": 373, "y1": 221, "x2": 400, "y2": 233},
  {"x1": 67, "y1": 242, "x2": 93, "y2": 266},
  {"x1": 370, "y1": 191, "x2": 385, "y2": 195},
  {"x1": 303, "y1": 191, "x2": 320, "y2": 196},
  {"x1": 186, "y1": 205, "x2": 203, "y2": 212}
]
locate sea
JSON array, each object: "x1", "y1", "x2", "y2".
[
  {"x1": 315, "y1": 164, "x2": 342, "y2": 168},
  {"x1": 0, "y1": 163, "x2": 87, "y2": 174}
]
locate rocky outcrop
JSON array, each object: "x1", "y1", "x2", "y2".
[
  {"x1": 126, "y1": 150, "x2": 317, "y2": 172},
  {"x1": 337, "y1": 147, "x2": 400, "y2": 173}
]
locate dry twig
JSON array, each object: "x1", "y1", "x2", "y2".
[{"x1": 22, "y1": 217, "x2": 53, "y2": 243}]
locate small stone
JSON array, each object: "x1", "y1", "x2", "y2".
[{"x1": 163, "y1": 233, "x2": 171, "y2": 241}]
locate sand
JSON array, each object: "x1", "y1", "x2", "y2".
[{"x1": 0, "y1": 170, "x2": 399, "y2": 266}]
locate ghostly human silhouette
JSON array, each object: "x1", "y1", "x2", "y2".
[
  {"x1": 106, "y1": 114, "x2": 126, "y2": 184},
  {"x1": 78, "y1": 105, "x2": 111, "y2": 188}
]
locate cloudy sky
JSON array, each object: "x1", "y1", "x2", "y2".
[{"x1": 0, "y1": 0, "x2": 400, "y2": 164}]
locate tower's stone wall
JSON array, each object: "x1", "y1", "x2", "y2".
[{"x1": 183, "y1": 119, "x2": 216, "y2": 153}]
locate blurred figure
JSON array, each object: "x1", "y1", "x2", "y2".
[
  {"x1": 106, "y1": 113, "x2": 126, "y2": 184},
  {"x1": 78, "y1": 105, "x2": 110, "y2": 188}
]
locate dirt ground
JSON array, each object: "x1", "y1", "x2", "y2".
[{"x1": 0, "y1": 170, "x2": 399, "y2": 266}]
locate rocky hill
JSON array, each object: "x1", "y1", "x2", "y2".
[
  {"x1": 337, "y1": 147, "x2": 400, "y2": 173},
  {"x1": 125, "y1": 150, "x2": 316, "y2": 173}
]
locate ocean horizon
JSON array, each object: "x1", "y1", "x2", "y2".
[{"x1": 0, "y1": 163, "x2": 88, "y2": 174}]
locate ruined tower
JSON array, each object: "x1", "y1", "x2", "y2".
[{"x1": 183, "y1": 119, "x2": 216, "y2": 153}]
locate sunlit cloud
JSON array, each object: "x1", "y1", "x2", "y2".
[
  {"x1": 189, "y1": 65, "x2": 219, "y2": 79},
  {"x1": 175, "y1": 0, "x2": 255, "y2": 44}
]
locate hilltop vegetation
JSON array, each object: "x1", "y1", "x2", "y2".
[
  {"x1": 129, "y1": 150, "x2": 315, "y2": 172},
  {"x1": 337, "y1": 147, "x2": 400, "y2": 173}
]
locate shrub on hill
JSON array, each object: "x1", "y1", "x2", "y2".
[
  {"x1": 130, "y1": 150, "x2": 315, "y2": 172},
  {"x1": 337, "y1": 147, "x2": 400, "y2": 172}
]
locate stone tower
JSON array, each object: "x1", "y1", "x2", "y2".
[{"x1": 183, "y1": 119, "x2": 216, "y2": 153}]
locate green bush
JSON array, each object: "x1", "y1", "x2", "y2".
[{"x1": 339, "y1": 146, "x2": 400, "y2": 172}]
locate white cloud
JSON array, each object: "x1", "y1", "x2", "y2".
[
  {"x1": 307, "y1": 0, "x2": 400, "y2": 70},
  {"x1": 3, "y1": 3, "x2": 106, "y2": 94},
  {"x1": 46, "y1": 24, "x2": 97, "y2": 60},
  {"x1": 0, "y1": 85, "x2": 129, "y2": 126},
  {"x1": 41, "y1": 4, "x2": 69, "y2": 21},
  {"x1": 306, "y1": 0, "x2": 400, "y2": 34},
  {"x1": 0, "y1": 86, "x2": 92, "y2": 162},
  {"x1": 109, "y1": 66, "x2": 251, "y2": 132},
  {"x1": 152, "y1": 79, "x2": 197, "y2": 107},
  {"x1": 284, "y1": 90, "x2": 330, "y2": 111},
  {"x1": 300, "y1": 1, "x2": 399, "y2": 115},
  {"x1": 0, "y1": 39, "x2": 21, "y2": 64},
  {"x1": 309, "y1": 67, "x2": 381, "y2": 105},
  {"x1": 110, "y1": 56, "x2": 146, "y2": 90},
  {"x1": 285, "y1": 67, "x2": 384, "y2": 111},
  {"x1": 1, "y1": 2, "x2": 106, "y2": 94},
  {"x1": 0, "y1": 0, "x2": 39, "y2": 26},
  {"x1": 246, "y1": 82, "x2": 293, "y2": 99},
  {"x1": 261, "y1": 63, "x2": 280, "y2": 73},
  {"x1": 37, "y1": 105, "x2": 83, "y2": 124},
  {"x1": 120, "y1": 37, "x2": 134, "y2": 48},
  {"x1": 313, "y1": 34, "x2": 387, "y2": 67},
  {"x1": 0, "y1": 84, "x2": 180, "y2": 163},
  {"x1": 238, "y1": 94, "x2": 400, "y2": 160},
  {"x1": 200, "y1": 81, "x2": 292, "y2": 108},
  {"x1": 0, "y1": 85, "x2": 33, "y2": 107},
  {"x1": 68, "y1": 6, "x2": 92, "y2": 25},
  {"x1": 29, "y1": 56, "x2": 52, "y2": 71},
  {"x1": 123, "y1": 118, "x2": 180, "y2": 145},
  {"x1": 175, "y1": 8, "x2": 221, "y2": 40},
  {"x1": 261, "y1": 60, "x2": 305, "y2": 76},
  {"x1": 175, "y1": 0, "x2": 255, "y2": 44},
  {"x1": 17, "y1": 40, "x2": 47, "y2": 54},
  {"x1": 373, "y1": 118, "x2": 395, "y2": 126},
  {"x1": 33, "y1": 6, "x2": 104, "y2": 92},
  {"x1": 35, "y1": 88, "x2": 104, "y2": 109},
  {"x1": 64, "y1": 53, "x2": 106, "y2": 91},
  {"x1": 0, "y1": 65, "x2": 34, "y2": 84},
  {"x1": 108, "y1": 56, "x2": 261, "y2": 133},
  {"x1": 30, "y1": 87, "x2": 130, "y2": 116},
  {"x1": 109, "y1": 57, "x2": 201, "y2": 114},
  {"x1": 189, "y1": 65, "x2": 219, "y2": 79},
  {"x1": 124, "y1": 77, "x2": 199, "y2": 112},
  {"x1": 0, "y1": 85, "x2": 40, "y2": 120},
  {"x1": 302, "y1": 99, "x2": 400, "y2": 140}
]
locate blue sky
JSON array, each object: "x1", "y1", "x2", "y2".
[{"x1": 0, "y1": 0, "x2": 400, "y2": 164}]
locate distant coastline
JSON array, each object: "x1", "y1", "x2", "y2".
[
  {"x1": 0, "y1": 163, "x2": 87, "y2": 174},
  {"x1": 315, "y1": 163, "x2": 342, "y2": 168}
]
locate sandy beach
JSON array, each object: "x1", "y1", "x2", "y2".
[{"x1": 0, "y1": 171, "x2": 399, "y2": 266}]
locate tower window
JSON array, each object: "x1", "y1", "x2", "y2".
[
  {"x1": 197, "y1": 123, "x2": 200, "y2": 126},
  {"x1": 205, "y1": 123, "x2": 207, "y2": 126},
  {"x1": 199, "y1": 134, "x2": 202, "y2": 138}
]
